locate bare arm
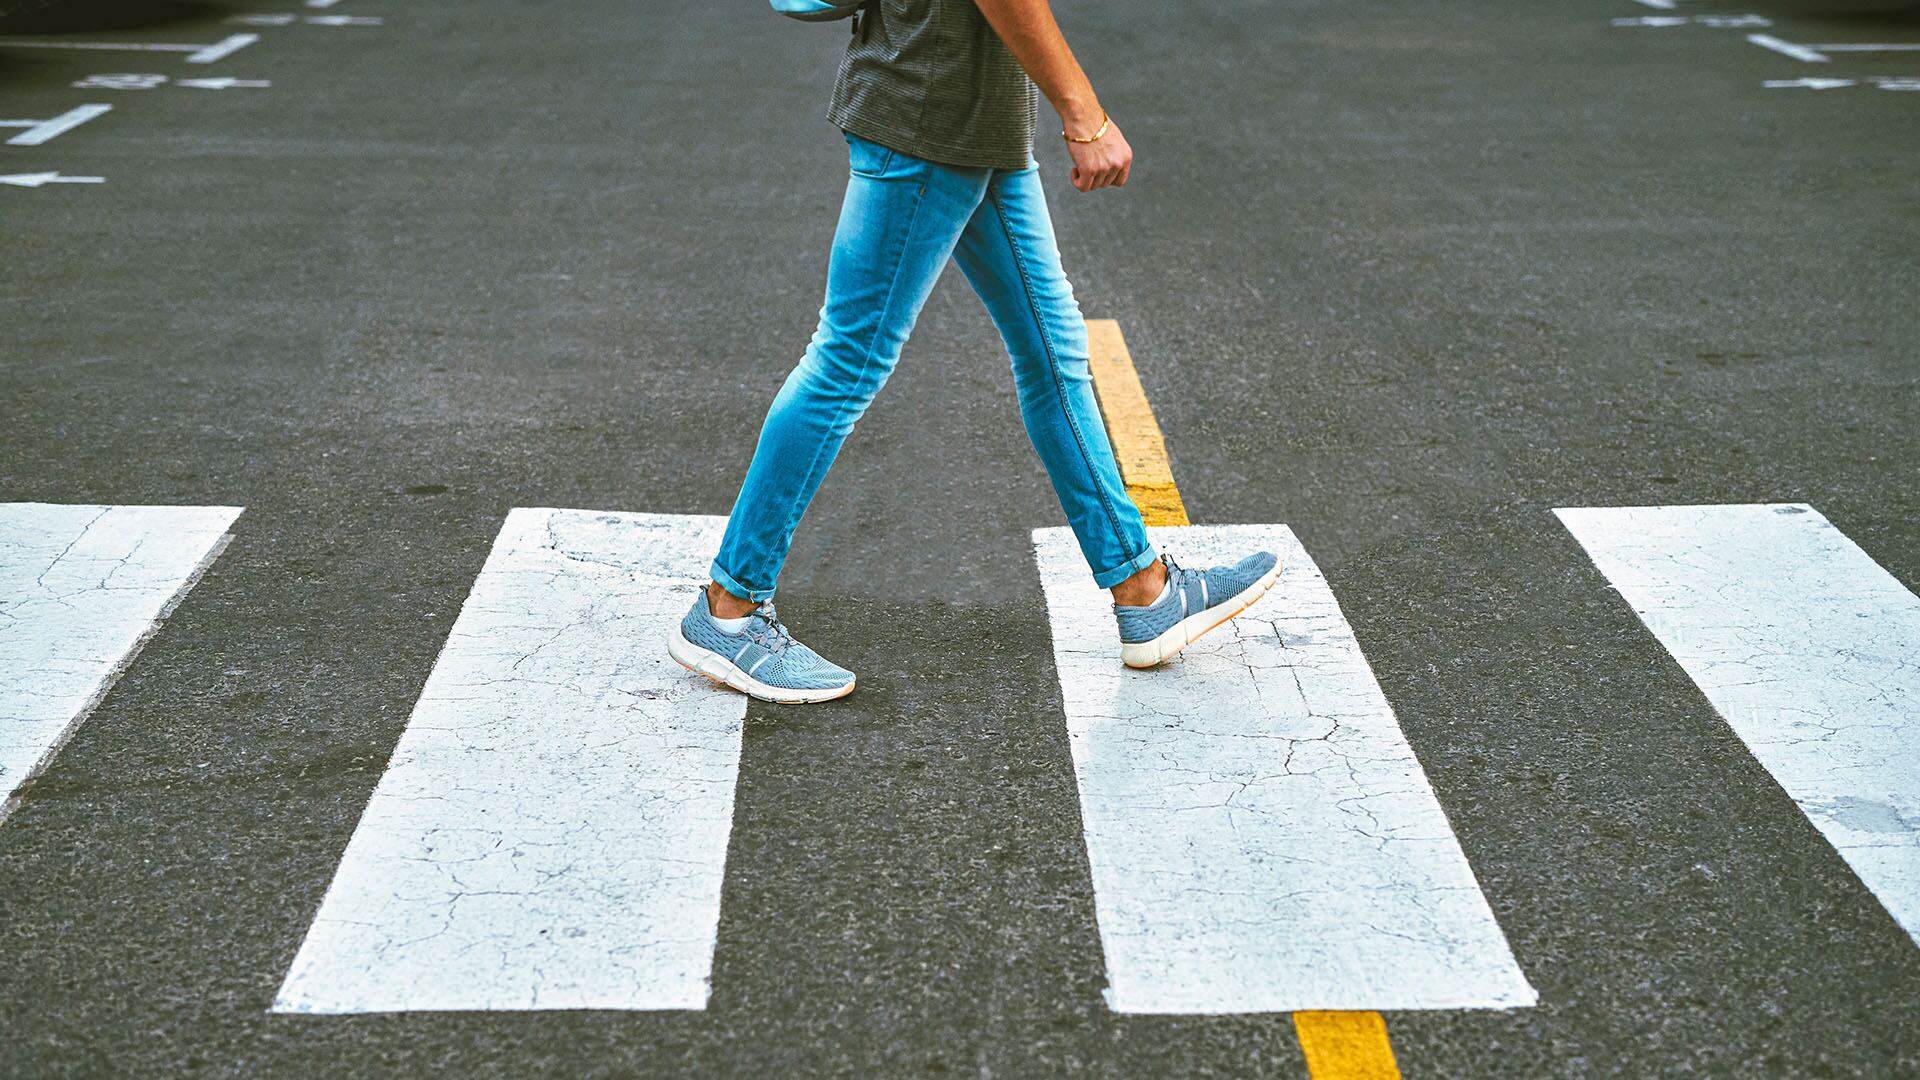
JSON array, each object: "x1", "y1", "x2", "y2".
[{"x1": 970, "y1": 0, "x2": 1131, "y2": 192}]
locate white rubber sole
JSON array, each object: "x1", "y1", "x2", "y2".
[
  {"x1": 1119, "y1": 558, "x2": 1287, "y2": 669},
  {"x1": 668, "y1": 626, "x2": 856, "y2": 704}
]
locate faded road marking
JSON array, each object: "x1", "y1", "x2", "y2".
[
  {"x1": 0, "y1": 33, "x2": 259, "y2": 63},
  {"x1": 1032, "y1": 522, "x2": 1537, "y2": 1012},
  {"x1": 274, "y1": 509, "x2": 745, "y2": 1013},
  {"x1": 1, "y1": 103, "x2": 111, "y2": 147},
  {"x1": 1, "y1": 502, "x2": 241, "y2": 816},
  {"x1": 1558, "y1": 503, "x2": 1920, "y2": 947}
]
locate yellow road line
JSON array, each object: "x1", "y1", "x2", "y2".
[
  {"x1": 1085, "y1": 319, "x2": 1189, "y2": 527},
  {"x1": 1294, "y1": 1011, "x2": 1404, "y2": 1080},
  {"x1": 1083, "y1": 318, "x2": 1404, "y2": 1080}
]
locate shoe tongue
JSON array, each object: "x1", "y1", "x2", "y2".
[{"x1": 750, "y1": 603, "x2": 788, "y2": 649}]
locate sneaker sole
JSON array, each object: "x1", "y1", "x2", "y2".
[
  {"x1": 668, "y1": 626, "x2": 856, "y2": 704},
  {"x1": 1119, "y1": 557, "x2": 1286, "y2": 669}
]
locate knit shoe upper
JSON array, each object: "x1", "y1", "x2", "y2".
[
  {"x1": 1113, "y1": 551, "x2": 1281, "y2": 645},
  {"x1": 679, "y1": 595, "x2": 855, "y2": 692}
]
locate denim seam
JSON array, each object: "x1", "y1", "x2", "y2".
[
  {"x1": 986, "y1": 188, "x2": 1137, "y2": 566},
  {"x1": 777, "y1": 177, "x2": 931, "y2": 548}
]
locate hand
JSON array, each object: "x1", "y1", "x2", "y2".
[{"x1": 1065, "y1": 117, "x2": 1131, "y2": 192}]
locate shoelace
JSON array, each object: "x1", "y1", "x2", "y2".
[
  {"x1": 1160, "y1": 553, "x2": 1188, "y2": 597},
  {"x1": 745, "y1": 600, "x2": 797, "y2": 653}
]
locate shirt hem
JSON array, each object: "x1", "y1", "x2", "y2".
[{"x1": 827, "y1": 100, "x2": 1034, "y2": 172}]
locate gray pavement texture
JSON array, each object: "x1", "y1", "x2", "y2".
[{"x1": 3, "y1": 0, "x2": 1918, "y2": 1076}]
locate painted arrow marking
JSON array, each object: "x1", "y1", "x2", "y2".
[
  {"x1": 1760, "y1": 76, "x2": 1920, "y2": 91},
  {"x1": 176, "y1": 77, "x2": 272, "y2": 90},
  {"x1": 230, "y1": 13, "x2": 383, "y2": 25},
  {"x1": 1613, "y1": 14, "x2": 1770, "y2": 28},
  {"x1": 1764, "y1": 78, "x2": 1858, "y2": 89},
  {"x1": 0, "y1": 33, "x2": 257, "y2": 63},
  {"x1": 275, "y1": 509, "x2": 749, "y2": 1013},
  {"x1": 1558, "y1": 504, "x2": 1920, "y2": 950},
  {"x1": 2, "y1": 504, "x2": 242, "y2": 816},
  {"x1": 1750, "y1": 34, "x2": 1920, "y2": 62},
  {"x1": 0, "y1": 104, "x2": 110, "y2": 147},
  {"x1": 0, "y1": 172, "x2": 107, "y2": 188}
]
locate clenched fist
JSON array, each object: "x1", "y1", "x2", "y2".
[{"x1": 1066, "y1": 117, "x2": 1131, "y2": 192}]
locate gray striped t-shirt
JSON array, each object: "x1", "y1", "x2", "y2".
[{"x1": 826, "y1": 0, "x2": 1039, "y2": 171}]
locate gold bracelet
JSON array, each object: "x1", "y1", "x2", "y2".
[{"x1": 1062, "y1": 112, "x2": 1110, "y2": 143}]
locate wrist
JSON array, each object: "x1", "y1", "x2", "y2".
[{"x1": 1056, "y1": 95, "x2": 1104, "y2": 137}]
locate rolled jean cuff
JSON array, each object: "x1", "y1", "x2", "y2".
[
  {"x1": 709, "y1": 560, "x2": 773, "y2": 604},
  {"x1": 1089, "y1": 544, "x2": 1160, "y2": 589}
]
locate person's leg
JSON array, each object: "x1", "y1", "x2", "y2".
[
  {"x1": 950, "y1": 159, "x2": 1161, "y2": 597},
  {"x1": 952, "y1": 159, "x2": 1285, "y2": 666},
  {"x1": 708, "y1": 131, "x2": 991, "y2": 608}
]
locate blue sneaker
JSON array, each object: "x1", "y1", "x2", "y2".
[
  {"x1": 669, "y1": 591, "x2": 856, "y2": 704},
  {"x1": 1114, "y1": 551, "x2": 1284, "y2": 668}
]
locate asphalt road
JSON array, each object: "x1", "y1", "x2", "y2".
[{"x1": 3, "y1": 0, "x2": 1918, "y2": 1076}]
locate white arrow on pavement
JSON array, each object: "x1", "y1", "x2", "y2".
[
  {"x1": 175, "y1": 77, "x2": 272, "y2": 89},
  {"x1": 0, "y1": 171, "x2": 107, "y2": 188},
  {"x1": 1614, "y1": 14, "x2": 1771, "y2": 27},
  {"x1": 1763, "y1": 77, "x2": 1858, "y2": 89},
  {"x1": 231, "y1": 13, "x2": 381, "y2": 25}
]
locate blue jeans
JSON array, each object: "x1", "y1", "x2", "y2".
[{"x1": 710, "y1": 129, "x2": 1157, "y2": 602}]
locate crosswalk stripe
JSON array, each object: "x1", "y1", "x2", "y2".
[
  {"x1": 1034, "y1": 522, "x2": 1538, "y2": 1012},
  {"x1": 1, "y1": 502, "x2": 241, "y2": 816},
  {"x1": 273, "y1": 508, "x2": 745, "y2": 1013},
  {"x1": 1557, "y1": 503, "x2": 1920, "y2": 947}
]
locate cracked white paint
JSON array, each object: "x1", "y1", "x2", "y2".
[
  {"x1": 274, "y1": 509, "x2": 744, "y2": 1013},
  {"x1": 1, "y1": 502, "x2": 241, "y2": 814},
  {"x1": 1034, "y1": 524, "x2": 1536, "y2": 1013},
  {"x1": 1558, "y1": 503, "x2": 1920, "y2": 947}
]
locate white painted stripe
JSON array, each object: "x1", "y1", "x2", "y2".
[
  {"x1": 2, "y1": 104, "x2": 110, "y2": 147},
  {"x1": 1634, "y1": 0, "x2": 1678, "y2": 8},
  {"x1": 0, "y1": 38, "x2": 198, "y2": 50},
  {"x1": 1, "y1": 503, "x2": 241, "y2": 814},
  {"x1": 274, "y1": 508, "x2": 744, "y2": 1013},
  {"x1": 1557, "y1": 503, "x2": 1920, "y2": 947},
  {"x1": 186, "y1": 33, "x2": 259, "y2": 63},
  {"x1": 1034, "y1": 524, "x2": 1536, "y2": 1013},
  {"x1": 0, "y1": 35, "x2": 256, "y2": 59},
  {"x1": 1748, "y1": 34, "x2": 1830, "y2": 62}
]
